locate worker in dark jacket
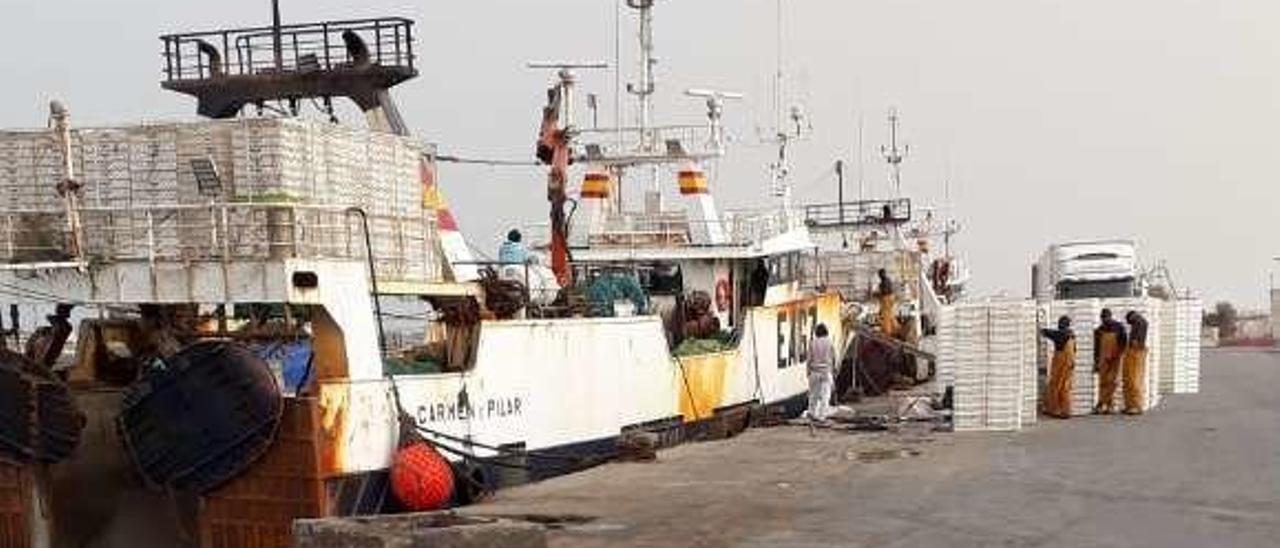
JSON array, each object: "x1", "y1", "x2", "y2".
[
  {"x1": 1040, "y1": 315, "x2": 1076, "y2": 419},
  {"x1": 1092, "y1": 309, "x2": 1128, "y2": 414},
  {"x1": 1122, "y1": 311, "x2": 1149, "y2": 415}
]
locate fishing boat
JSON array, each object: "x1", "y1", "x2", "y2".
[
  {"x1": 0, "y1": 3, "x2": 842, "y2": 546},
  {"x1": 797, "y1": 110, "x2": 970, "y2": 398}
]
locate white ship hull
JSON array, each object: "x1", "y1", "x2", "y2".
[{"x1": 313, "y1": 292, "x2": 844, "y2": 485}]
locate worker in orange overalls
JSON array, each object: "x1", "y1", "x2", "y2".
[
  {"x1": 1122, "y1": 311, "x2": 1149, "y2": 415},
  {"x1": 1092, "y1": 308, "x2": 1128, "y2": 414},
  {"x1": 875, "y1": 269, "x2": 900, "y2": 339},
  {"x1": 1040, "y1": 315, "x2": 1076, "y2": 419}
]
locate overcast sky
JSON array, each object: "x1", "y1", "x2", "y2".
[{"x1": 4, "y1": 0, "x2": 1278, "y2": 308}]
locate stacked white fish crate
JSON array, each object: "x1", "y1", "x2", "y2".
[
  {"x1": 1019, "y1": 304, "x2": 1039, "y2": 427},
  {"x1": 1157, "y1": 300, "x2": 1178, "y2": 395},
  {"x1": 937, "y1": 305, "x2": 957, "y2": 390},
  {"x1": 0, "y1": 118, "x2": 439, "y2": 284},
  {"x1": 1173, "y1": 298, "x2": 1202, "y2": 393},
  {"x1": 942, "y1": 300, "x2": 1037, "y2": 431}
]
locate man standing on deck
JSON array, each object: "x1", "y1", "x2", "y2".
[
  {"x1": 875, "y1": 269, "x2": 900, "y2": 339},
  {"x1": 1122, "y1": 311, "x2": 1150, "y2": 415},
  {"x1": 1040, "y1": 316, "x2": 1077, "y2": 419},
  {"x1": 498, "y1": 229, "x2": 530, "y2": 265},
  {"x1": 807, "y1": 323, "x2": 836, "y2": 422},
  {"x1": 1093, "y1": 308, "x2": 1128, "y2": 414}
]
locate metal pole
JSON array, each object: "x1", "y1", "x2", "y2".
[
  {"x1": 836, "y1": 160, "x2": 845, "y2": 222},
  {"x1": 348, "y1": 207, "x2": 386, "y2": 353},
  {"x1": 272, "y1": 0, "x2": 284, "y2": 72},
  {"x1": 836, "y1": 160, "x2": 847, "y2": 248}
]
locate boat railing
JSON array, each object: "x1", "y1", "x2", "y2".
[
  {"x1": 0, "y1": 203, "x2": 442, "y2": 284},
  {"x1": 802, "y1": 198, "x2": 912, "y2": 230},
  {"x1": 577, "y1": 208, "x2": 803, "y2": 248},
  {"x1": 572, "y1": 124, "x2": 722, "y2": 165},
  {"x1": 161, "y1": 17, "x2": 415, "y2": 82}
]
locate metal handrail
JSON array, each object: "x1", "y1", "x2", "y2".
[
  {"x1": 0, "y1": 202, "x2": 441, "y2": 282},
  {"x1": 802, "y1": 198, "x2": 912, "y2": 228},
  {"x1": 161, "y1": 17, "x2": 415, "y2": 82}
]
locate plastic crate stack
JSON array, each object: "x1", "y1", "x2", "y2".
[
  {"x1": 1019, "y1": 306, "x2": 1039, "y2": 427},
  {"x1": 1157, "y1": 300, "x2": 1178, "y2": 394},
  {"x1": 1173, "y1": 298, "x2": 1202, "y2": 393},
  {"x1": 936, "y1": 305, "x2": 957, "y2": 389},
  {"x1": 0, "y1": 118, "x2": 440, "y2": 285},
  {"x1": 942, "y1": 300, "x2": 1036, "y2": 431}
]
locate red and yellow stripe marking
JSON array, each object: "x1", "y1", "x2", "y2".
[
  {"x1": 581, "y1": 171, "x2": 611, "y2": 199},
  {"x1": 678, "y1": 170, "x2": 709, "y2": 195}
]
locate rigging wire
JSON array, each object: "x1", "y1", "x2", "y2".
[
  {"x1": 0, "y1": 281, "x2": 93, "y2": 306},
  {"x1": 434, "y1": 155, "x2": 540, "y2": 167}
]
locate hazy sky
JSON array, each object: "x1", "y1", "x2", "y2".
[{"x1": 4, "y1": 0, "x2": 1278, "y2": 308}]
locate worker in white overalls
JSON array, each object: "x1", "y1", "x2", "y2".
[{"x1": 807, "y1": 323, "x2": 836, "y2": 422}]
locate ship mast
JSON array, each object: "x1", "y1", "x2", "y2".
[
  {"x1": 880, "y1": 108, "x2": 909, "y2": 197},
  {"x1": 626, "y1": 0, "x2": 661, "y2": 197},
  {"x1": 767, "y1": 0, "x2": 807, "y2": 210}
]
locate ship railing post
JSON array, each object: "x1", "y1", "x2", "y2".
[
  {"x1": 209, "y1": 206, "x2": 219, "y2": 259},
  {"x1": 3, "y1": 214, "x2": 12, "y2": 260},
  {"x1": 221, "y1": 205, "x2": 232, "y2": 304},
  {"x1": 144, "y1": 210, "x2": 153, "y2": 264},
  {"x1": 393, "y1": 23, "x2": 402, "y2": 66},
  {"x1": 322, "y1": 22, "x2": 331, "y2": 70},
  {"x1": 292, "y1": 205, "x2": 302, "y2": 258},
  {"x1": 174, "y1": 37, "x2": 183, "y2": 79},
  {"x1": 164, "y1": 38, "x2": 173, "y2": 81},
  {"x1": 405, "y1": 20, "x2": 414, "y2": 70},
  {"x1": 344, "y1": 210, "x2": 354, "y2": 259}
]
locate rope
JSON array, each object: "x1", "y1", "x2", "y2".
[{"x1": 387, "y1": 374, "x2": 595, "y2": 468}]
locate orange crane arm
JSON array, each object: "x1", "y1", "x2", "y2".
[{"x1": 536, "y1": 87, "x2": 573, "y2": 287}]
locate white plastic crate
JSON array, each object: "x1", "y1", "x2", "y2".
[
  {"x1": 940, "y1": 300, "x2": 1036, "y2": 431},
  {"x1": 0, "y1": 118, "x2": 440, "y2": 284},
  {"x1": 1172, "y1": 298, "x2": 1202, "y2": 393}
]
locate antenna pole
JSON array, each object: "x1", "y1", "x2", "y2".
[
  {"x1": 834, "y1": 159, "x2": 844, "y2": 221},
  {"x1": 857, "y1": 113, "x2": 865, "y2": 203},
  {"x1": 625, "y1": 0, "x2": 660, "y2": 195},
  {"x1": 614, "y1": 0, "x2": 622, "y2": 141},
  {"x1": 272, "y1": 0, "x2": 284, "y2": 72},
  {"x1": 776, "y1": 0, "x2": 782, "y2": 132},
  {"x1": 881, "y1": 108, "x2": 908, "y2": 197}
]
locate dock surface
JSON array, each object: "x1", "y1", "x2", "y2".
[{"x1": 467, "y1": 348, "x2": 1280, "y2": 547}]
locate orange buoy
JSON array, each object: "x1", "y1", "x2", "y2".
[{"x1": 390, "y1": 441, "x2": 455, "y2": 511}]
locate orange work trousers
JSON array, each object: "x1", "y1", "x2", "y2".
[
  {"x1": 1045, "y1": 341, "x2": 1076, "y2": 418},
  {"x1": 1095, "y1": 331, "x2": 1123, "y2": 413},
  {"x1": 1122, "y1": 345, "x2": 1147, "y2": 413}
]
